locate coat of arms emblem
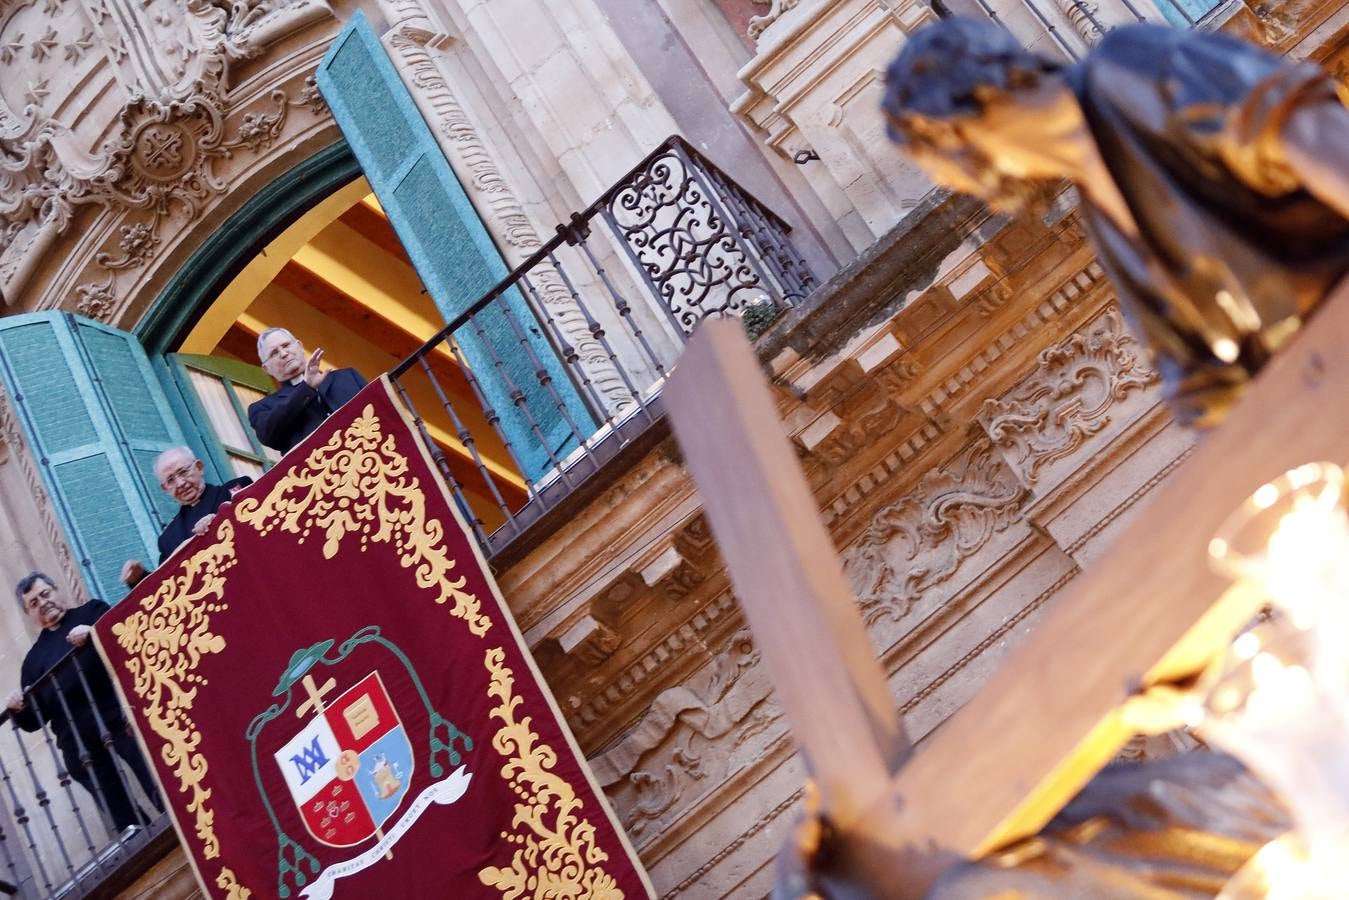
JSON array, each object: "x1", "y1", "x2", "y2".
[
  {"x1": 248, "y1": 627, "x2": 474, "y2": 899},
  {"x1": 276, "y1": 671, "x2": 413, "y2": 848}
]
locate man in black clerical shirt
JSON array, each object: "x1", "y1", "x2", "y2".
[
  {"x1": 4, "y1": 574, "x2": 162, "y2": 833},
  {"x1": 248, "y1": 327, "x2": 367, "y2": 454},
  {"x1": 120, "y1": 446, "x2": 251, "y2": 587}
]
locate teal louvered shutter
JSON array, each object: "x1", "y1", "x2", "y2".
[
  {"x1": 1155, "y1": 0, "x2": 1220, "y2": 25},
  {"x1": 316, "y1": 11, "x2": 595, "y2": 481},
  {"x1": 162, "y1": 353, "x2": 281, "y2": 482},
  {"x1": 0, "y1": 313, "x2": 189, "y2": 601}
]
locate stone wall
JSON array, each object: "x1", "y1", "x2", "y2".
[
  {"x1": 497, "y1": 196, "x2": 1200, "y2": 895},
  {"x1": 12, "y1": 0, "x2": 1349, "y2": 895}
]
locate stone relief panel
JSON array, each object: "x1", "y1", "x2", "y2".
[
  {"x1": 978, "y1": 305, "x2": 1160, "y2": 493},
  {"x1": 843, "y1": 438, "x2": 1028, "y2": 626},
  {"x1": 0, "y1": 0, "x2": 332, "y2": 311},
  {"x1": 591, "y1": 628, "x2": 784, "y2": 841},
  {"x1": 809, "y1": 391, "x2": 907, "y2": 468}
]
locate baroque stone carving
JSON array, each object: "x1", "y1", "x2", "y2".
[
  {"x1": 592, "y1": 629, "x2": 779, "y2": 836},
  {"x1": 844, "y1": 439, "x2": 1028, "y2": 623},
  {"x1": 978, "y1": 307, "x2": 1159, "y2": 486},
  {"x1": 0, "y1": 0, "x2": 331, "y2": 305},
  {"x1": 384, "y1": 27, "x2": 634, "y2": 415},
  {"x1": 73, "y1": 276, "x2": 116, "y2": 321},
  {"x1": 748, "y1": 0, "x2": 802, "y2": 39},
  {"x1": 811, "y1": 392, "x2": 906, "y2": 467},
  {"x1": 1054, "y1": 0, "x2": 1104, "y2": 43}
]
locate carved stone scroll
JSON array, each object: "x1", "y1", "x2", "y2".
[
  {"x1": 843, "y1": 439, "x2": 1027, "y2": 624},
  {"x1": 978, "y1": 306, "x2": 1159, "y2": 488},
  {"x1": 591, "y1": 630, "x2": 781, "y2": 836}
]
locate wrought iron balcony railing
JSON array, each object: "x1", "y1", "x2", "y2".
[
  {"x1": 390, "y1": 135, "x2": 818, "y2": 556},
  {"x1": 0, "y1": 648, "x2": 169, "y2": 899}
]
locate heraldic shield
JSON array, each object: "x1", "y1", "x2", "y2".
[
  {"x1": 275, "y1": 672, "x2": 413, "y2": 848},
  {"x1": 248, "y1": 627, "x2": 474, "y2": 899}
]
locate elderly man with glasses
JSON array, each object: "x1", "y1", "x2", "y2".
[
  {"x1": 119, "y1": 446, "x2": 251, "y2": 587},
  {"x1": 249, "y1": 327, "x2": 367, "y2": 455}
]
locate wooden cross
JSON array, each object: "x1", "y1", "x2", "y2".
[
  {"x1": 664, "y1": 283, "x2": 1349, "y2": 896},
  {"x1": 296, "y1": 673, "x2": 337, "y2": 719}
]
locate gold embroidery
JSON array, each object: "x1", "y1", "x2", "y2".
[
  {"x1": 216, "y1": 867, "x2": 252, "y2": 898},
  {"x1": 479, "y1": 647, "x2": 624, "y2": 899},
  {"x1": 110, "y1": 522, "x2": 236, "y2": 859},
  {"x1": 233, "y1": 403, "x2": 490, "y2": 636}
]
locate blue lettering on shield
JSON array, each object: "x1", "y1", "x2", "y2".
[{"x1": 291, "y1": 735, "x2": 330, "y2": 784}]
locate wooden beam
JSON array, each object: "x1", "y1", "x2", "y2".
[
  {"x1": 852, "y1": 278, "x2": 1349, "y2": 894},
  {"x1": 665, "y1": 318, "x2": 909, "y2": 826},
  {"x1": 339, "y1": 201, "x2": 413, "y2": 268},
  {"x1": 216, "y1": 322, "x2": 260, "y2": 364},
  {"x1": 272, "y1": 260, "x2": 464, "y2": 389}
]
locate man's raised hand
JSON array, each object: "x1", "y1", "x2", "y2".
[{"x1": 304, "y1": 347, "x2": 326, "y2": 389}]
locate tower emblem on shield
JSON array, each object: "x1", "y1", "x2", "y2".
[{"x1": 248, "y1": 627, "x2": 475, "y2": 899}]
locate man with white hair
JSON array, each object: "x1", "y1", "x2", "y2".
[
  {"x1": 248, "y1": 327, "x2": 367, "y2": 454},
  {"x1": 119, "y1": 446, "x2": 251, "y2": 587}
]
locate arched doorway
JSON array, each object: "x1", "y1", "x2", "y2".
[{"x1": 137, "y1": 142, "x2": 526, "y2": 529}]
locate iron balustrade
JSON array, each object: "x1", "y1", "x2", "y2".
[
  {"x1": 0, "y1": 648, "x2": 168, "y2": 899},
  {"x1": 390, "y1": 135, "x2": 817, "y2": 556}
]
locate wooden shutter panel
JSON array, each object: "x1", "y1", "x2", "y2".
[
  {"x1": 0, "y1": 313, "x2": 189, "y2": 600},
  {"x1": 316, "y1": 11, "x2": 594, "y2": 480}
]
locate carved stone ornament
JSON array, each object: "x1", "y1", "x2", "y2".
[
  {"x1": 74, "y1": 275, "x2": 117, "y2": 321},
  {"x1": 591, "y1": 629, "x2": 781, "y2": 836},
  {"x1": 844, "y1": 439, "x2": 1028, "y2": 623},
  {"x1": 748, "y1": 0, "x2": 802, "y2": 40},
  {"x1": 811, "y1": 392, "x2": 906, "y2": 467},
  {"x1": 0, "y1": 0, "x2": 333, "y2": 306},
  {"x1": 978, "y1": 307, "x2": 1159, "y2": 486}
]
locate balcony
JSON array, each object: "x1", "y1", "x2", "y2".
[
  {"x1": 0, "y1": 649, "x2": 171, "y2": 899},
  {"x1": 0, "y1": 134, "x2": 816, "y2": 898},
  {"x1": 389, "y1": 134, "x2": 818, "y2": 561}
]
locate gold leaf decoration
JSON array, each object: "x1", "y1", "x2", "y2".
[
  {"x1": 479, "y1": 647, "x2": 624, "y2": 899},
  {"x1": 216, "y1": 867, "x2": 252, "y2": 899},
  {"x1": 110, "y1": 521, "x2": 236, "y2": 859},
  {"x1": 233, "y1": 402, "x2": 490, "y2": 636}
]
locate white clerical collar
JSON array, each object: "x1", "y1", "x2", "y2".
[{"x1": 289, "y1": 375, "x2": 304, "y2": 386}]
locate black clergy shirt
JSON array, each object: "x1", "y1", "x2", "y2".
[{"x1": 157, "y1": 477, "x2": 252, "y2": 563}]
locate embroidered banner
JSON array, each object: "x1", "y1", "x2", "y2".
[{"x1": 93, "y1": 378, "x2": 652, "y2": 899}]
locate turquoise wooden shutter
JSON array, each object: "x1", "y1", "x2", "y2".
[
  {"x1": 316, "y1": 10, "x2": 594, "y2": 481},
  {"x1": 0, "y1": 313, "x2": 189, "y2": 601},
  {"x1": 1155, "y1": 0, "x2": 1219, "y2": 25},
  {"x1": 161, "y1": 353, "x2": 280, "y2": 482}
]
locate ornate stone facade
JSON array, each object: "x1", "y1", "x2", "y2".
[
  {"x1": 0, "y1": 0, "x2": 337, "y2": 318},
  {"x1": 2, "y1": 0, "x2": 1348, "y2": 896}
]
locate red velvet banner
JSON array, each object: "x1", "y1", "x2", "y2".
[{"x1": 94, "y1": 379, "x2": 653, "y2": 899}]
